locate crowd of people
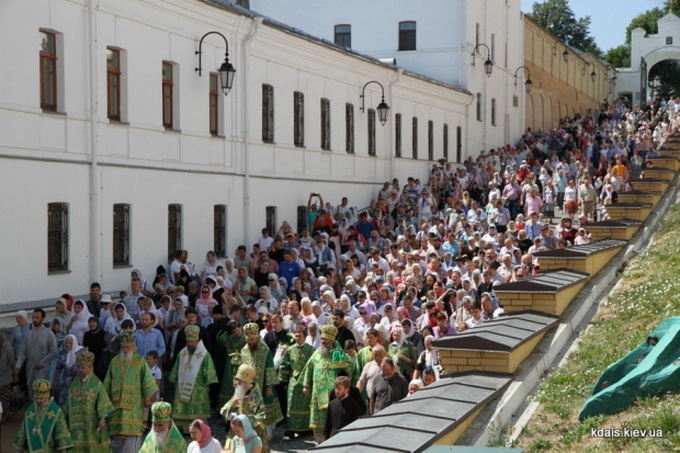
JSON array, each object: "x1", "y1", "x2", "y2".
[{"x1": 5, "y1": 96, "x2": 680, "y2": 453}]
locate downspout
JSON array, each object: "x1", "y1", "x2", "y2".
[
  {"x1": 387, "y1": 68, "x2": 403, "y2": 182},
  {"x1": 242, "y1": 16, "x2": 263, "y2": 247},
  {"x1": 88, "y1": 0, "x2": 102, "y2": 284}
]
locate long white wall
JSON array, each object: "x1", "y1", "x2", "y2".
[
  {"x1": 248, "y1": 0, "x2": 526, "y2": 154},
  {"x1": 0, "y1": 0, "x2": 469, "y2": 307}
]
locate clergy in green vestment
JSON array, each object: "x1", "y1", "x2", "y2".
[
  {"x1": 62, "y1": 350, "x2": 114, "y2": 453},
  {"x1": 139, "y1": 401, "x2": 188, "y2": 453},
  {"x1": 169, "y1": 325, "x2": 218, "y2": 430},
  {"x1": 300, "y1": 324, "x2": 353, "y2": 443},
  {"x1": 103, "y1": 331, "x2": 159, "y2": 453},
  {"x1": 216, "y1": 320, "x2": 246, "y2": 406},
  {"x1": 220, "y1": 364, "x2": 270, "y2": 453},
  {"x1": 13, "y1": 379, "x2": 73, "y2": 453},
  {"x1": 278, "y1": 324, "x2": 315, "y2": 436},
  {"x1": 239, "y1": 322, "x2": 283, "y2": 436}
]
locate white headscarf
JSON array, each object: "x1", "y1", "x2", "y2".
[
  {"x1": 64, "y1": 334, "x2": 83, "y2": 368},
  {"x1": 69, "y1": 299, "x2": 92, "y2": 345}
]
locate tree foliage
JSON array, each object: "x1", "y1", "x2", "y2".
[
  {"x1": 603, "y1": 45, "x2": 631, "y2": 68},
  {"x1": 529, "y1": 0, "x2": 602, "y2": 57},
  {"x1": 626, "y1": 7, "x2": 665, "y2": 44}
]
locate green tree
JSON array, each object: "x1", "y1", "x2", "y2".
[
  {"x1": 603, "y1": 45, "x2": 631, "y2": 68},
  {"x1": 529, "y1": 0, "x2": 602, "y2": 57},
  {"x1": 626, "y1": 7, "x2": 665, "y2": 44}
]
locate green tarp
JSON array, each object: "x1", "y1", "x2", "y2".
[{"x1": 579, "y1": 316, "x2": 680, "y2": 421}]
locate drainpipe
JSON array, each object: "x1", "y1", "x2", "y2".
[
  {"x1": 388, "y1": 68, "x2": 403, "y2": 182},
  {"x1": 88, "y1": 0, "x2": 102, "y2": 284},
  {"x1": 242, "y1": 16, "x2": 263, "y2": 246}
]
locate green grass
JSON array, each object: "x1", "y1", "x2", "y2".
[{"x1": 520, "y1": 202, "x2": 680, "y2": 452}]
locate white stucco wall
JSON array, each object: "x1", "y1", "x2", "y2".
[{"x1": 0, "y1": 0, "x2": 469, "y2": 307}]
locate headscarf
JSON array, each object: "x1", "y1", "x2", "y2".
[
  {"x1": 105, "y1": 303, "x2": 132, "y2": 336},
  {"x1": 305, "y1": 321, "x2": 321, "y2": 349},
  {"x1": 51, "y1": 316, "x2": 67, "y2": 348},
  {"x1": 192, "y1": 419, "x2": 213, "y2": 445},
  {"x1": 396, "y1": 306, "x2": 410, "y2": 319},
  {"x1": 87, "y1": 316, "x2": 102, "y2": 334},
  {"x1": 69, "y1": 299, "x2": 92, "y2": 344},
  {"x1": 235, "y1": 414, "x2": 257, "y2": 444},
  {"x1": 402, "y1": 319, "x2": 415, "y2": 339},
  {"x1": 64, "y1": 334, "x2": 84, "y2": 368},
  {"x1": 16, "y1": 310, "x2": 29, "y2": 323},
  {"x1": 195, "y1": 285, "x2": 217, "y2": 321}
]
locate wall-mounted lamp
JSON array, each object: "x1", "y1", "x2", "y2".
[
  {"x1": 360, "y1": 81, "x2": 390, "y2": 126},
  {"x1": 514, "y1": 66, "x2": 533, "y2": 93},
  {"x1": 195, "y1": 31, "x2": 236, "y2": 95},
  {"x1": 590, "y1": 70, "x2": 597, "y2": 82},
  {"x1": 471, "y1": 44, "x2": 493, "y2": 77},
  {"x1": 553, "y1": 42, "x2": 569, "y2": 62}
]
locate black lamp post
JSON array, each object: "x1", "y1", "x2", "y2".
[
  {"x1": 471, "y1": 44, "x2": 493, "y2": 77},
  {"x1": 360, "y1": 81, "x2": 390, "y2": 126},
  {"x1": 514, "y1": 66, "x2": 533, "y2": 93},
  {"x1": 195, "y1": 31, "x2": 236, "y2": 95}
]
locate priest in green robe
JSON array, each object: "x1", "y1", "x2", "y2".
[
  {"x1": 278, "y1": 324, "x2": 315, "y2": 437},
  {"x1": 239, "y1": 322, "x2": 283, "y2": 439},
  {"x1": 13, "y1": 379, "x2": 73, "y2": 453},
  {"x1": 220, "y1": 364, "x2": 269, "y2": 453},
  {"x1": 139, "y1": 401, "x2": 187, "y2": 453},
  {"x1": 169, "y1": 324, "x2": 218, "y2": 430},
  {"x1": 62, "y1": 350, "x2": 114, "y2": 453},
  {"x1": 103, "y1": 331, "x2": 159, "y2": 453},
  {"x1": 216, "y1": 320, "x2": 246, "y2": 406},
  {"x1": 300, "y1": 324, "x2": 353, "y2": 443}
]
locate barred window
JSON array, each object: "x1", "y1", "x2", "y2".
[
  {"x1": 412, "y1": 117, "x2": 418, "y2": 159},
  {"x1": 48, "y1": 203, "x2": 69, "y2": 272},
  {"x1": 262, "y1": 84, "x2": 274, "y2": 143},
  {"x1": 395, "y1": 113, "x2": 402, "y2": 158},
  {"x1": 321, "y1": 98, "x2": 331, "y2": 150},
  {"x1": 113, "y1": 204, "x2": 130, "y2": 266},
  {"x1": 428, "y1": 120, "x2": 434, "y2": 161},
  {"x1": 294, "y1": 91, "x2": 305, "y2": 147},
  {"x1": 368, "y1": 109, "x2": 376, "y2": 156},
  {"x1": 443, "y1": 124, "x2": 449, "y2": 161},
  {"x1": 168, "y1": 204, "x2": 182, "y2": 262},
  {"x1": 345, "y1": 103, "x2": 354, "y2": 154},
  {"x1": 214, "y1": 205, "x2": 227, "y2": 257}
]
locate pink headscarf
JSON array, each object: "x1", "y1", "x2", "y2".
[
  {"x1": 396, "y1": 306, "x2": 410, "y2": 319},
  {"x1": 192, "y1": 419, "x2": 212, "y2": 445}
]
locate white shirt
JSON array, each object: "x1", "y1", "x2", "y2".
[{"x1": 187, "y1": 438, "x2": 223, "y2": 453}]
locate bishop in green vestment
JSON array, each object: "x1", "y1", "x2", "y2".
[
  {"x1": 168, "y1": 327, "x2": 218, "y2": 430},
  {"x1": 278, "y1": 326, "x2": 315, "y2": 433},
  {"x1": 220, "y1": 364, "x2": 270, "y2": 453},
  {"x1": 139, "y1": 401, "x2": 187, "y2": 453},
  {"x1": 103, "y1": 331, "x2": 158, "y2": 452},
  {"x1": 13, "y1": 379, "x2": 73, "y2": 453},
  {"x1": 62, "y1": 351, "x2": 114, "y2": 453},
  {"x1": 216, "y1": 321, "x2": 246, "y2": 406},
  {"x1": 300, "y1": 325, "x2": 353, "y2": 443},
  {"x1": 239, "y1": 323, "x2": 283, "y2": 428}
]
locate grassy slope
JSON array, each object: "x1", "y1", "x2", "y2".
[{"x1": 518, "y1": 201, "x2": 680, "y2": 453}]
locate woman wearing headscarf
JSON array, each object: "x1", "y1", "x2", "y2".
[
  {"x1": 0, "y1": 331, "x2": 15, "y2": 421},
  {"x1": 254, "y1": 286, "x2": 279, "y2": 315},
  {"x1": 305, "y1": 321, "x2": 321, "y2": 349},
  {"x1": 83, "y1": 316, "x2": 109, "y2": 381},
  {"x1": 54, "y1": 297, "x2": 73, "y2": 327},
  {"x1": 54, "y1": 334, "x2": 83, "y2": 406},
  {"x1": 195, "y1": 285, "x2": 218, "y2": 323},
  {"x1": 187, "y1": 418, "x2": 222, "y2": 453},
  {"x1": 266, "y1": 274, "x2": 286, "y2": 303},
  {"x1": 67, "y1": 299, "x2": 92, "y2": 345},
  {"x1": 104, "y1": 303, "x2": 133, "y2": 339},
  {"x1": 10, "y1": 310, "x2": 30, "y2": 360},
  {"x1": 228, "y1": 414, "x2": 262, "y2": 453}
]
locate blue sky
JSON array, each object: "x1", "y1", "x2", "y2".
[{"x1": 521, "y1": 0, "x2": 667, "y2": 52}]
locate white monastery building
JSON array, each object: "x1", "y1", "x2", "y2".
[
  {"x1": 0, "y1": 0, "x2": 492, "y2": 307},
  {"x1": 248, "y1": 0, "x2": 527, "y2": 153}
]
